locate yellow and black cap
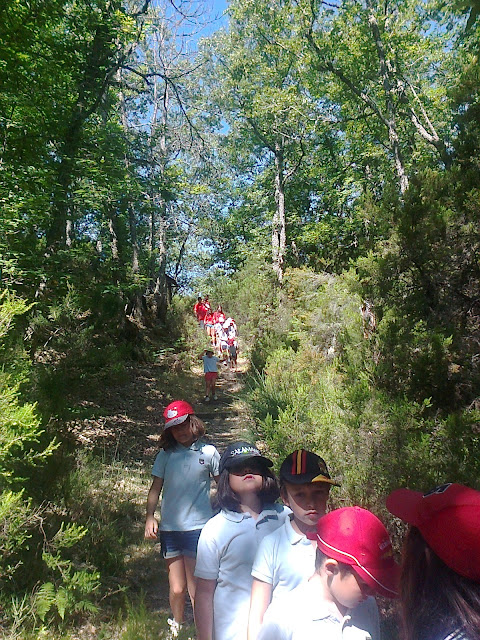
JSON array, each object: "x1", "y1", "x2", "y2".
[{"x1": 280, "y1": 449, "x2": 340, "y2": 486}]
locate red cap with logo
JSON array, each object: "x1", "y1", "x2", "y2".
[
  {"x1": 307, "y1": 506, "x2": 399, "y2": 598},
  {"x1": 386, "y1": 483, "x2": 480, "y2": 582},
  {"x1": 163, "y1": 400, "x2": 194, "y2": 429}
]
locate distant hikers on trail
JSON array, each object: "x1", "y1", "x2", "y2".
[
  {"x1": 194, "y1": 296, "x2": 208, "y2": 329},
  {"x1": 145, "y1": 399, "x2": 480, "y2": 640},
  {"x1": 194, "y1": 296, "x2": 239, "y2": 382}
]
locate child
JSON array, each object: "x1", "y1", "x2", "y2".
[
  {"x1": 194, "y1": 442, "x2": 290, "y2": 640},
  {"x1": 194, "y1": 296, "x2": 207, "y2": 329},
  {"x1": 201, "y1": 349, "x2": 220, "y2": 402},
  {"x1": 386, "y1": 483, "x2": 480, "y2": 640},
  {"x1": 144, "y1": 400, "x2": 220, "y2": 638},
  {"x1": 227, "y1": 336, "x2": 238, "y2": 371},
  {"x1": 258, "y1": 506, "x2": 399, "y2": 640},
  {"x1": 205, "y1": 309, "x2": 215, "y2": 345},
  {"x1": 248, "y1": 450, "x2": 339, "y2": 640},
  {"x1": 213, "y1": 305, "x2": 226, "y2": 325}
]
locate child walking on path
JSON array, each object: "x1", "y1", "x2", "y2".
[
  {"x1": 201, "y1": 349, "x2": 220, "y2": 402},
  {"x1": 386, "y1": 483, "x2": 480, "y2": 640},
  {"x1": 144, "y1": 400, "x2": 220, "y2": 638},
  {"x1": 248, "y1": 450, "x2": 339, "y2": 640},
  {"x1": 258, "y1": 506, "x2": 399, "y2": 640},
  {"x1": 194, "y1": 442, "x2": 290, "y2": 640}
]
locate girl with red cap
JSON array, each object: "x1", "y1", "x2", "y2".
[
  {"x1": 145, "y1": 400, "x2": 220, "y2": 638},
  {"x1": 387, "y1": 483, "x2": 480, "y2": 640}
]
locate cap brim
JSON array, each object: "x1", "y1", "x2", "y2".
[
  {"x1": 308, "y1": 531, "x2": 399, "y2": 598},
  {"x1": 282, "y1": 473, "x2": 339, "y2": 486},
  {"x1": 351, "y1": 561, "x2": 400, "y2": 599},
  {"x1": 164, "y1": 413, "x2": 189, "y2": 429},
  {"x1": 386, "y1": 488, "x2": 423, "y2": 526},
  {"x1": 311, "y1": 474, "x2": 340, "y2": 487},
  {"x1": 226, "y1": 454, "x2": 273, "y2": 469}
]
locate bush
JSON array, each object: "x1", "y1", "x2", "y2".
[{"x1": 246, "y1": 267, "x2": 480, "y2": 517}]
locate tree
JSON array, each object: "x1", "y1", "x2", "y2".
[
  {"x1": 204, "y1": 0, "x2": 319, "y2": 283},
  {"x1": 298, "y1": 0, "x2": 458, "y2": 193}
]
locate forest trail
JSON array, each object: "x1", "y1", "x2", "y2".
[{"x1": 70, "y1": 342, "x2": 253, "y2": 633}]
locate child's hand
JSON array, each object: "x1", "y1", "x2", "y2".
[{"x1": 145, "y1": 515, "x2": 159, "y2": 540}]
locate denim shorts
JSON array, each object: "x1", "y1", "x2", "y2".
[{"x1": 159, "y1": 529, "x2": 202, "y2": 559}]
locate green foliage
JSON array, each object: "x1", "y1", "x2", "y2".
[
  {"x1": 0, "y1": 491, "x2": 37, "y2": 590},
  {"x1": 0, "y1": 377, "x2": 58, "y2": 490},
  {"x1": 246, "y1": 267, "x2": 480, "y2": 516},
  {"x1": 34, "y1": 523, "x2": 100, "y2": 624},
  {"x1": 356, "y1": 164, "x2": 480, "y2": 409}
]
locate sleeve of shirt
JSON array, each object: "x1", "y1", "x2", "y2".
[
  {"x1": 251, "y1": 533, "x2": 275, "y2": 584},
  {"x1": 194, "y1": 517, "x2": 221, "y2": 580},
  {"x1": 151, "y1": 450, "x2": 167, "y2": 479},
  {"x1": 208, "y1": 446, "x2": 220, "y2": 476}
]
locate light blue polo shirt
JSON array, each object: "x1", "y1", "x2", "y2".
[{"x1": 152, "y1": 439, "x2": 220, "y2": 531}]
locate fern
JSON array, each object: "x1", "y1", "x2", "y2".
[{"x1": 34, "y1": 582, "x2": 56, "y2": 622}]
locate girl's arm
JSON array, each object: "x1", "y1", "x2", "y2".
[
  {"x1": 144, "y1": 476, "x2": 163, "y2": 539},
  {"x1": 248, "y1": 578, "x2": 273, "y2": 640},
  {"x1": 194, "y1": 577, "x2": 217, "y2": 640}
]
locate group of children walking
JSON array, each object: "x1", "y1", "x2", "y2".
[
  {"x1": 194, "y1": 296, "x2": 239, "y2": 371},
  {"x1": 145, "y1": 400, "x2": 480, "y2": 640}
]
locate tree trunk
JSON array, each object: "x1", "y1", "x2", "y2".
[
  {"x1": 118, "y1": 73, "x2": 147, "y2": 326},
  {"x1": 272, "y1": 140, "x2": 286, "y2": 284},
  {"x1": 366, "y1": 6, "x2": 409, "y2": 193},
  {"x1": 149, "y1": 31, "x2": 169, "y2": 323}
]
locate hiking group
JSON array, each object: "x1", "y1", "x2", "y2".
[
  {"x1": 194, "y1": 296, "x2": 239, "y2": 371},
  {"x1": 194, "y1": 295, "x2": 239, "y2": 402},
  {"x1": 145, "y1": 400, "x2": 480, "y2": 640}
]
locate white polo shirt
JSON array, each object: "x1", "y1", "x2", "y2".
[
  {"x1": 251, "y1": 515, "x2": 316, "y2": 598},
  {"x1": 152, "y1": 439, "x2": 220, "y2": 531},
  {"x1": 195, "y1": 504, "x2": 289, "y2": 640},
  {"x1": 258, "y1": 580, "x2": 380, "y2": 640}
]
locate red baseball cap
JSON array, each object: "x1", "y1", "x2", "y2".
[
  {"x1": 386, "y1": 483, "x2": 480, "y2": 582},
  {"x1": 163, "y1": 400, "x2": 194, "y2": 429},
  {"x1": 307, "y1": 506, "x2": 399, "y2": 598}
]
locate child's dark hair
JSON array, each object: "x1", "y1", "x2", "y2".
[
  {"x1": 159, "y1": 415, "x2": 205, "y2": 450},
  {"x1": 400, "y1": 526, "x2": 480, "y2": 640},
  {"x1": 215, "y1": 467, "x2": 280, "y2": 512},
  {"x1": 315, "y1": 548, "x2": 351, "y2": 577}
]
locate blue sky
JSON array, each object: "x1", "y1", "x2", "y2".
[{"x1": 202, "y1": 0, "x2": 229, "y2": 36}]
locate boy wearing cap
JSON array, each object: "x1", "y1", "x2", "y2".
[
  {"x1": 248, "y1": 450, "x2": 339, "y2": 640},
  {"x1": 257, "y1": 506, "x2": 399, "y2": 640}
]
